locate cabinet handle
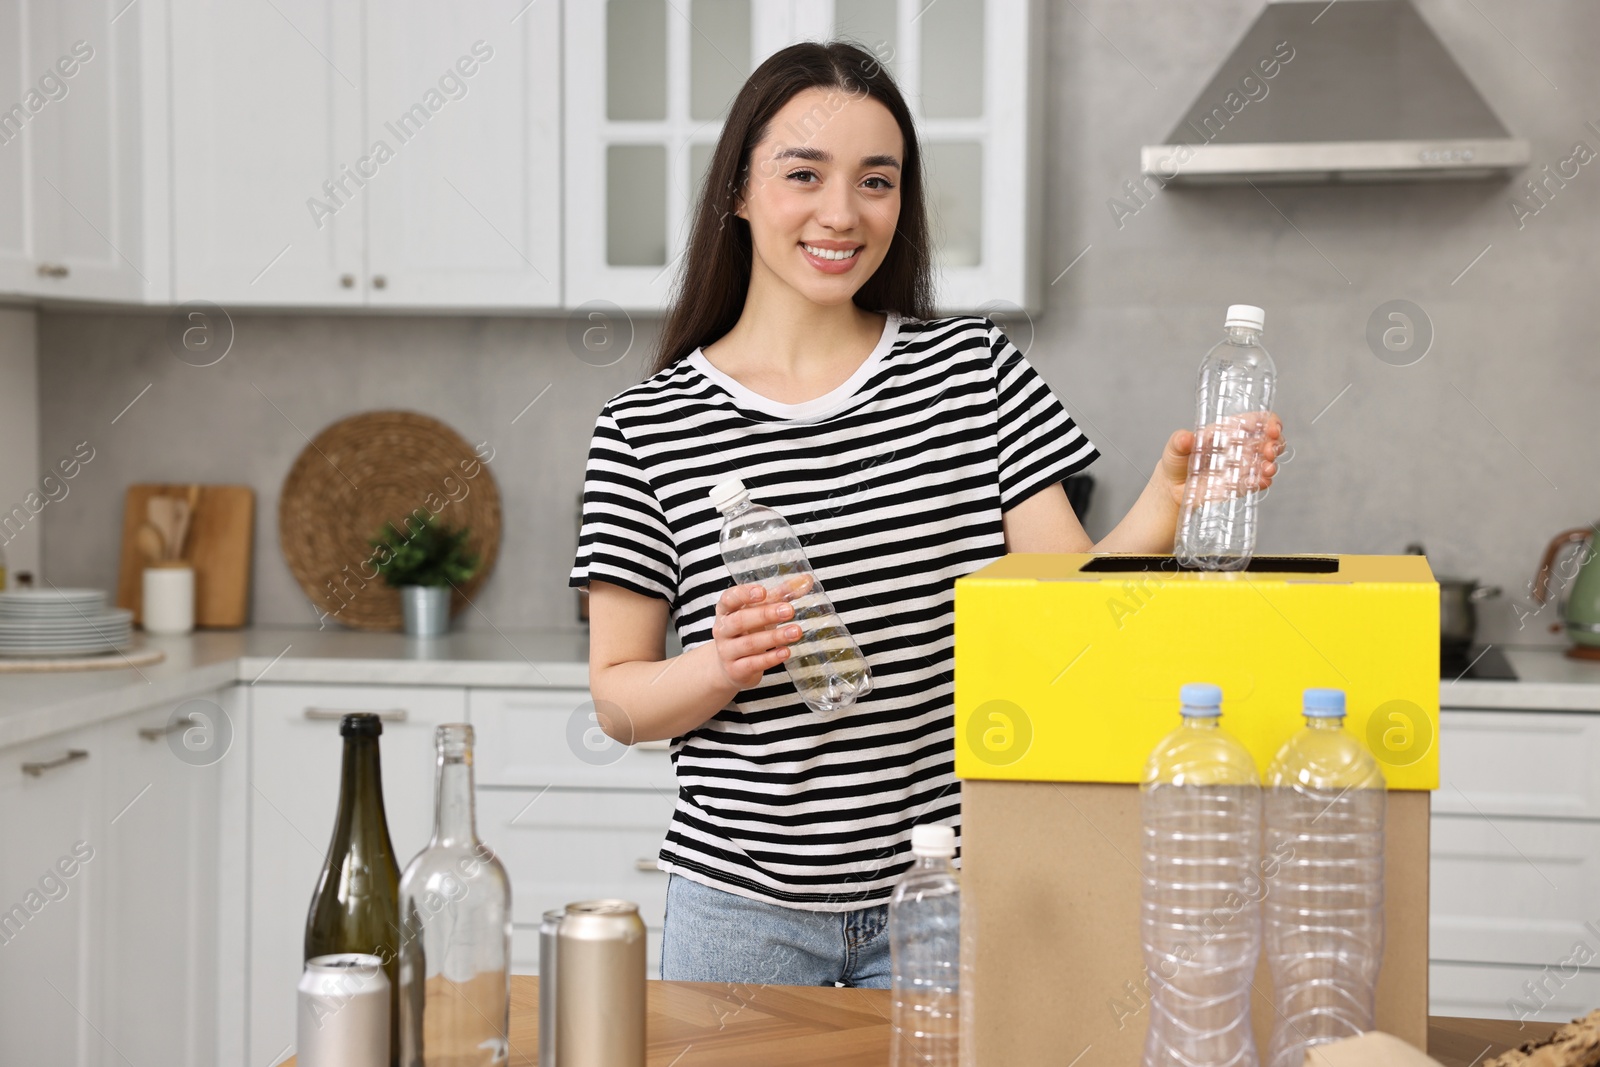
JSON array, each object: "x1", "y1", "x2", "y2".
[
  {"x1": 636, "y1": 739, "x2": 671, "y2": 751},
  {"x1": 36, "y1": 263, "x2": 69, "y2": 279},
  {"x1": 139, "y1": 714, "x2": 196, "y2": 740},
  {"x1": 634, "y1": 858, "x2": 664, "y2": 873},
  {"x1": 340, "y1": 273, "x2": 355, "y2": 288},
  {"x1": 23, "y1": 749, "x2": 89, "y2": 776},
  {"x1": 303, "y1": 707, "x2": 409, "y2": 723},
  {"x1": 371, "y1": 274, "x2": 387, "y2": 289}
]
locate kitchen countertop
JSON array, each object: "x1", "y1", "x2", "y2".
[
  {"x1": 2, "y1": 626, "x2": 1597, "y2": 751},
  {"x1": 279, "y1": 976, "x2": 1554, "y2": 1066},
  {"x1": 0, "y1": 626, "x2": 591, "y2": 750}
]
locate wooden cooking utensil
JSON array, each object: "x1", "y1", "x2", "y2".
[
  {"x1": 135, "y1": 522, "x2": 166, "y2": 563},
  {"x1": 117, "y1": 484, "x2": 255, "y2": 628},
  {"x1": 147, "y1": 496, "x2": 175, "y2": 560},
  {"x1": 170, "y1": 498, "x2": 191, "y2": 561}
]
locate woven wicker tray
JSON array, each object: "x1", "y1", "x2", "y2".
[{"x1": 278, "y1": 410, "x2": 501, "y2": 632}]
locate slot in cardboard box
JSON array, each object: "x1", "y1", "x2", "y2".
[{"x1": 954, "y1": 554, "x2": 1439, "y2": 1064}]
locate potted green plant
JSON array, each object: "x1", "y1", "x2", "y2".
[{"x1": 369, "y1": 513, "x2": 481, "y2": 636}]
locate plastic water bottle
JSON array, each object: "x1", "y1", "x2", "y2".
[
  {"x1": 1263, "y1": 689, "x2": 1386, "y2": 1067},
  {"x1": 1141, "y1": 684, "x2": 1262, "y2": 1067},
  {"x1": 708, "y1": 478, "x2": 872, "y2": 714},
  {"x1": 1173, "y1": 305, "x2": 1277, "y2": 571},
  {"x1": 890, "y1": 824, "x2": 961, "y2": 1067}
]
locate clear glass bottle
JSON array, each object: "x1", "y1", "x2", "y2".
[
  {"x1": 1263, "y1": 689, "x2": 1386, "y2": 1067},
  {"x1": 889, "y1": 824, "x2": 961, "y2": 1067},
  {"x1": 1140, "y1": 683, "x2": 1262, "y2": 1067},
  {"x1": 708, "y1": 477, "x2": 872, "y2": 714},
  {"x1": 1173, "y1": 304, "x2": 1277, "y2": 571},
  {"x1": 397, "y1": 724, "x2": 512, "y2": 1067}
]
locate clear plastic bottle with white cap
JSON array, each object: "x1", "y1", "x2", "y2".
[
  {"x1": 889, "y1": 824, "x2": 962, "y2": 1067},
  {"x1": 1263, "y1": 688, "x2": 1386, "y2": 1067},
  {"x1": 707, "y1": 478, "x2": 872, "y2": 714},
  {"x1": 1140, "y1": 683, "x2": 1262, "y2": 1067},
  {"x1": 1173, "y1": 304, "x2": 1277, "y2": 571}
]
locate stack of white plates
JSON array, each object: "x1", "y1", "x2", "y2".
[{"x1": 0, "y1": 589, "x2": 134, "y2": 657}]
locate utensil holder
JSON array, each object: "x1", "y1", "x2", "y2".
[{"x1": 143, "y1": 563, "x2": 195, "y2": 635}]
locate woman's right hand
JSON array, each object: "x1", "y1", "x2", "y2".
[{"x1": 711, "y1": 576, "x2": 811, "y2": 690}]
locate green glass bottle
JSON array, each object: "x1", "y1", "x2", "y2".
[{"x1": 305, "y1": 713, "x2": 402, "y2": 1066}]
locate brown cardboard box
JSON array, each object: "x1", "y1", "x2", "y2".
[{"x1": 963, "y1": 780, "x2": 1429, "y2": 1065}]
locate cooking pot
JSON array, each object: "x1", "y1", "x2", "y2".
[{"x1": 1405, "y1": 543, "x2": 1500, "y2": 654}]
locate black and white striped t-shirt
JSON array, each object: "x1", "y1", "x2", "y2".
[{"x1": 568, "y1": 312, "x2": 1099, "y2": 910}]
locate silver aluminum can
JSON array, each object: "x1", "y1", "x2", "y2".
[
  {"x1": 557, "y1": 900, "x2": 646, "y2": 1067},
  {"x1": 540, "y1": 907, "x2": 564, "y2": 1067},
  {"x1": 297, "y1": 953, "x2": 389, "y2": 1067}
]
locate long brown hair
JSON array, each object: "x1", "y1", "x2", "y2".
[{"x1": 647, "y1": 40, "x2": 935, "y2": 378}]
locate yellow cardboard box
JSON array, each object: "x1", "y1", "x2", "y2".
[{"x1": 954, "y1": 553, "x2": 1439, "y2": 1065}]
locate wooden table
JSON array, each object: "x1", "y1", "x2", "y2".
[{"x1": 286, "y1": 977, "x2": 1556, "y2": 1065}]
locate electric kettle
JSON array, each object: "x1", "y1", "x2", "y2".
[{"x1": 1532, "y1": 524, "x2": 1600, "y2": 659}]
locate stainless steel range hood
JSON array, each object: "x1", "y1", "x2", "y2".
[{"x1": 1141, "y1": 0, "x2": 1529, "y2": 184}]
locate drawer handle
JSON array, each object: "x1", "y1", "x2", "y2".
[
  {"x1": 35, "y1": 262, "x2": 69, "y2": 279},
  {"x1": 635, "y1": 858, "x2": 664, "y2": 873},
  {"x1": 303, "y1": 707, "x2": 410, "y2": 723},
  {"x1": 23, "y1": 749, "x2": 89, "y2": 776},
  {"x1": 139, "y1": 714, "x2": 196, "y2": 740},
  {"x1": 636, "y1": 739, "x2": 671, "y2": 751}
]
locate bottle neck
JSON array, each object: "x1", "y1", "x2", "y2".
[
  {"x1": 333, "y1": 734, "x2": 391, "y2": 849},
  {"x1": 1180, "y1": 710, "x2": 1221, "y2": 728},
  {"x1": 910, "y1": 852, "x2": 956, "y2": 872},
  {"x1": 1304, "y1": 714, "x2": 1345, "y2": 731},
  {"x1": 1225, "y1": 325, "x2": 1262, "y2": 345},
  {"x1": 432, "y1": 744, "x2": 479, "y2": 848},
  {"x1": 718, "y1": 495, "x2": 753, "y2": 519}
]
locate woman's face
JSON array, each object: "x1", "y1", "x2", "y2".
[{"x1": 735, "y1": 85, "x2": 903, "y2": 307}]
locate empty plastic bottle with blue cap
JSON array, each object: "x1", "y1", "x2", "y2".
[
  {"x1": 1263, "y1": 688, "x2": 1387, "y2": 1067},
  {"x1": 1140, "y1": 684, "x2": 1262, "y2": 1067}
]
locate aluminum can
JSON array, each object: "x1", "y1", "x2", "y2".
[
  {"x1": 556, "y1": 900, "x2": 646, "y2": 1067},
  {"x1": 297, "y1": 952, "x2": 389, "y2": 1067},
  {"x1": 540, "y1": 907, "x2": 564, "y2": 1067}
]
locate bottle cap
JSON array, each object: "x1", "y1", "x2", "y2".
[
  {"x1": 340, "y1": 712, "x2": 383, "y2": 737},
  {"x1": 1178, "y1": 683, "x2": 1223, "y2": 715},
  {"x1": 910, "y1": 824, "x2": 957, "y2": 858},
  {"x1": 1302, "y1": 688, "x2": 1346, "y2": 717},
  {"x1": 1224, "y1": 304, "x2": 1265, "y2": 331},
  {"x1": 707, "y1": 478, "x2": 748, "y2": 512}
]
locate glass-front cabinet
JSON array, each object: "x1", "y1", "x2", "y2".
[{"x1": 564, "y1": 0, "x2": 1044, "y2": 313}]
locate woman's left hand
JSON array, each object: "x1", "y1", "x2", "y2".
[{"x1": 1156, "y1": 412, "x2": 1287, "y2": 508}]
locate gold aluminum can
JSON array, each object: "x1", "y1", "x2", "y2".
[{"x1": 556, "y1": 899, "x2": 646, "y2": 1067}]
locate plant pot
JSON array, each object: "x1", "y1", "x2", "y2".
[{"x1": 400, "y1": 585, "x2": 451, "y2": 637}]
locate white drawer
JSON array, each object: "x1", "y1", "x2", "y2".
[
  {"x1": 510, "y1": 924, "x2": 664, "y2": 979},
  {"x1": 469, "y1": 688, "x2": 677, "y2": 791},
  {"x1": 1437, "y1": 710, "x2": 1600, "y2": 819},
  {"x1": 1431, "y1": 961, "x2": 1600, "y2": 1023},
  {"x1": 476, "y1": 788, "x2": 674, "y2": 927},
  {"x1": 1431, "y1": 815, "x2": 1600, "y2": 967}
]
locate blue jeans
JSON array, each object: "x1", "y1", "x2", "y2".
[{"x1": 659, "y1": 872, "x2": 892, "y2": 988}]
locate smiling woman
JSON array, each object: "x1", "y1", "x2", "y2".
[{"x1": 566, "y1": 38, "x2": 1278, "y2": 992}]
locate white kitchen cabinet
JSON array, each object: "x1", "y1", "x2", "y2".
[
  {"x1": 0, "y1": 722, "x2": 101, "y2": 1066},
  {"x1": 169, "y1": 0, "x2": 364, "y2": 306},
  {"x1": 0, "y1": 693, "x2": 227, "y2": 1067},
  {"x1": 1431, "y1": 708, "x2": 1600, "y2": 1019},
  {"x1": 98, "y1": 697, "x2": 225, "y2": 1067},
  {"x1": 470, "y1": 687, "x2": 676, "y2": 791},
  {"x1": 563, "y1": 0, "x2": 1044, "y2": 313},
  {"x1": 363, "y1": 0, "x2": 561, "y2": 309},
  {"x1": 246, "y1": 683, "x2": 465, "y2": 1067},
  {"x1": 0, "y1": 0, "x2": 169, "y2": 303},
  {"x1": 173, "y1": 0, "x2": 561, "y2": 310}
]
